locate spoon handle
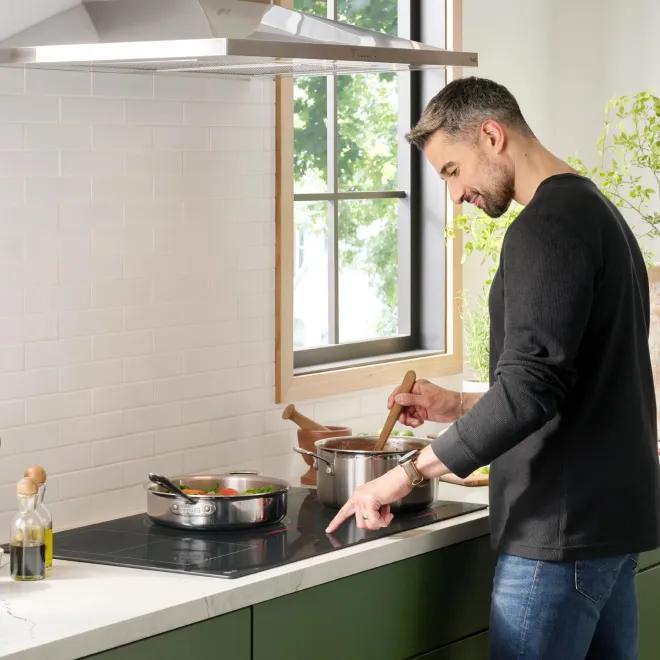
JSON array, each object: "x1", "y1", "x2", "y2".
[
  {"x1": 148, "y1": 472, "x2": 196, "y2": 504},
  {"x1": 374, "y1": 370, "x2": 417, "y2": 451}
]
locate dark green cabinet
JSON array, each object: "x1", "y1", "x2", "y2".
[
  {"x1": 637, "y1": 563, "x2": 660, "y2": 660},
  {"x1": 84, "y1": 607, "x2": 251, "y2": 660},
  {"x1": 412, "y1": 631, "x2": 489, "y2": 659},
  {"x1": 252, "y1": 535, "x2": 495, "y2": 660}
]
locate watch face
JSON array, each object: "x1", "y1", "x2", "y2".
[{"x1": 399, "y1": 449, "x2": 418, "y2": 464}]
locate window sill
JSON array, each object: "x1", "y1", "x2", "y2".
[{"x1": 277, "y1": 349, "x2": 462, "y2": 403}]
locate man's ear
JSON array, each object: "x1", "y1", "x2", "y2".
[{"x1": 480, "y1": 119, "x2": 506, "y2": 153}]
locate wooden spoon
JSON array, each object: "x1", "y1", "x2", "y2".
[
  {"x1": 282, "y1": 403, "x2": 330, "y2": 431},
  {"x1": 373, "y1": 370, "x2": 417, "y2": 451}
]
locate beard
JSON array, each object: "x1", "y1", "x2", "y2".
[{"x1": 476, "y1": 158, "x2": 515, "y2": 218}]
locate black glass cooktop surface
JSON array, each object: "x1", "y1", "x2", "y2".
[{"x1": 52, "y1": 489, "x2": 487, "y2": 579}]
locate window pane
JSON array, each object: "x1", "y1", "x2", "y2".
[
  {"x1": 294, "y1": 0, "x2": 327, "y2": 17},
  {"x1": 294, "y1": 76, "x2": 328, "y2": 194},
  {"x1": 337, "y1": 72, "x2": 399, "y2": 192},
  {"x1": 337, "y1": 0, "x2": 397, "y2": 35},
  {"x1": 338, "y1": 198, "x2": 400, "y2": 342},
  {"x1": 294, "y1": 201, "x2": 329, "y2": 349}
]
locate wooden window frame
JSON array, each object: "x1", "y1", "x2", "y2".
[{"x1": 275, "y1": 0, "x2": 465, "y2": 403}]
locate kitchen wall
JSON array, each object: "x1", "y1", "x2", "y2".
[
  {"x1": 0, "y1": 67, "x2": 458, "y2": 539},
  {"x1": 461, "y1": 0, "x2": 660, "y2": 378}
]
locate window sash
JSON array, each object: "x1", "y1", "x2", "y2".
[{"x1": 293, "y1": 0, "x2": 416, "y2": 368}]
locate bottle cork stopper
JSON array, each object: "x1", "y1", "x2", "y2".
[
  {"x1": 25, "y1": 464, "x2": 47, "y2": 486},
  {"x1": 17, "y1": 477, "x2": 39, "y2": 497}
]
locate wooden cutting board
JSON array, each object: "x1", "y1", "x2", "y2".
[{"x1": 439, "y1": 470, "x2": 489, "y2": 487}]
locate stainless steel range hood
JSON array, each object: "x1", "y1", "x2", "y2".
[{"x1": 0, "y1": 0, "x2": 477, "y2": 77}]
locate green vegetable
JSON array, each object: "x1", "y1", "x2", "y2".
[
  {"x1": 476, "y1": 465, "x2": 490, "y2": 475},
  {"x1": 243, "y1": 486, "x2": 275, "y2": 495},
  {"x1": 206, "y1": 482, "x2": 220, "y2": 494}
]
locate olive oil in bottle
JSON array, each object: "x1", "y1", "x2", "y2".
[
  {"x1": 10, "y1": 477, "x2": 46, "y2": 581},
  {"x1": 25, "y1": 465, "x2": 52, "y2": 572}
]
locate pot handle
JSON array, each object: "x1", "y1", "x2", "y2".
[
  {"x1": 229, "y1": 470, "x2": 260, "y2": 475},
  {"x1": 293, "y1": 447, "x2": 335, "y2": 475}
]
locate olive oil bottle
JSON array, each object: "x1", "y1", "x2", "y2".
[
  {"x1": 25, "y1": 465, "x2": 52, "y2": 572},
  {"x1": 10, "y1": 477, "x2": 46, "y2": 581}
]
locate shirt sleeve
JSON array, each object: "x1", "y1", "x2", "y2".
[{"x1": 431, "y1": 212, "x2": 598, "y2": 477}]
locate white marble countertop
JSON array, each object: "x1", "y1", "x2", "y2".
[{"x1": 0, "y1": 486, "x2": 489, "y2": 660}]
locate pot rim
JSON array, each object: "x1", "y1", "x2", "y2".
[
  {"x1": 314, "y1": 435, "x2": 430, "y2": 455},
  {"x1": 145, "y1": 473, "x2": 290, "y2": 499}
]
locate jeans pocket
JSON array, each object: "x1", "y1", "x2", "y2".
[{"x1": 574, "y1": 555, "x2": 626, "y2": 604}]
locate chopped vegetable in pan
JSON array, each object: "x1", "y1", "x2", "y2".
[{"x1": 242, "y1": 486, "x2": 275, "y2": 495}]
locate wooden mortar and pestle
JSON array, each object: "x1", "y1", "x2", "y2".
[{"x1": 282, "y1": 404, "x2": 351, "y2": 486}]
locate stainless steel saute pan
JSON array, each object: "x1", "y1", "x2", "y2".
[{"x1": 145, "y1": 471, "x2": 289, "y2": 531}]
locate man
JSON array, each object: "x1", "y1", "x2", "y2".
[{"x1": 326, "y1": 77, "x2": 660, "y2": 659}]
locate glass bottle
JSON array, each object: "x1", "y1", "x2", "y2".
[
  {"x1": 10, "y1": 477, "x2": 46, "y2": 581},
  {"x1": 25, "y1": 465, "x2": 52, "y2": 571}
]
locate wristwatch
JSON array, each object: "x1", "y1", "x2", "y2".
[{"x1": 398, "y1": 449, "x2": 425, "y2": 487}]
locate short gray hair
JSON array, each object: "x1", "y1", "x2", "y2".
[{"x1": 406, "y1": 77, "x2": 534, "y2": 149}]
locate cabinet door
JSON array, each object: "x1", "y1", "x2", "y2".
[
  {"x1": 253, "y1": 535, "x2": 495, "y2": 660},
  {"x1": 637, "y1": 564, "x2": 660, "y2": 660},
  {"x1": 411, "y1": 631, "x2": 489, "y2": 660},
  {"x1": 84, "y1": 608, "x2": 251, "y2": 660}
]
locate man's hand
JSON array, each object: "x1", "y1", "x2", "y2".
[
  {"x1": 387, "y1": 378, "x2": 461, "y2": 426},
  {"x1": 325, "y1": 467, "x2": 412, "y2": 533}
]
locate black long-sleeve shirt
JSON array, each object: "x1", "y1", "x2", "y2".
[{"x1": 432, "y1": 173, "x2": 660, "y2": 560}]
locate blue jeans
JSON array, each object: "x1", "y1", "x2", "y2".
[{"x1": 490, "y1": 552, "x2": 639, "y2": 660}]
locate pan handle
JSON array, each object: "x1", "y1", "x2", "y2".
[{"x1": 293, "y1": 447, "x2": 335, "y2": 475}]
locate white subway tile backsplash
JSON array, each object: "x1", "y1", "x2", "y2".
[
  {"x1": 0, "y1": 178, "x2": 24, "y2": 205},
  {"x1": 0, "y1": 151, "x2": 59, "y2": 176},
  {"x1": 0, "y1": 399, "x2": 25, "y2": 427},
  {"x1": 61, "y1": 97, "x2": 125, "y2": 123},
  {"x1": 60, "y1": 360, "x2": 123, "y2": 392},
  {"x1": 93, "y1": 71, "x2": 154, "y2": 98},
  {"x1": 122, "y1": 402, "x2": 181, "y2": 435},
  {"x1": 58, "y1": 464, "x2": 124, "y2": 499},
  {"x1": 92, "y1": 381, "x2": 154, "y2": 413},
  {"x1": 0, "y1": 124, "x2": 22, "y2": 149},
  {"x1": 183, "y1": 345, "x2": 237, "y2": 374},
  {"x1": 125, "y1": 99, "x2": 183, "y2": 125},
  {"x1": 93, "y1": 175, "x2": 154, "y2": 202},
  {"x1": 59, "y1": 412, "x2": 124, "y2": 445},
  {"x1": 93, "y1": 330, "x2": 154, "y2": 360},
  {"x1": 61, "y1": 151, "x2": 125, "y2": 176},
  {"x1": 26, "y1": 177, "x2": 91, "y2": 204},
  {"x1": 92, "y1": 431, "x2": 154, "y2": 466},
  {"x1": 123, "y1": 353, "x2": 183, "y2": 383},
  {"x1": 92, "y1": 125, "x2": 152, "y2": 150},
  {"x1": 26, "y1": 69, "x2": 90, "y2": 96},
  {"x1": 184, "y1": 102, "x2": 273, "y2": 127},
  {"x1": 0, "y1": 345, "x2": 23, "y2": 372},
  {"x1": 210, "y1": 127, "x2": 264, "y2": 151},
  {"x1": 0, "y1": 95, "x2": 59, "y2": 122},
  {"x1": 153, "y1": 125, "x2": 209, "y2": 150},
  {"x1": 0, "y1": 67, "x2": 24, "y2": 94},
  {"x1": 58, "y1": 309, "x2": 124, "y2": 338},
  {"x1": 26, "y1": 284, "x2": 91, "y2": 314},
  {"x1": 26, "y1": 390, "x2": 91, "y2": 423},
  {"x1": 0, "y1": 66, "x2": 404, "y2": 537},
  {"x1": 26, "y1": 337, "x2": 92, "y2": 369},
  {"x1": 91, "y1": 278, "x2": 152, "y2": 307},
  {"x1": 25, "y1": 124, "x2": 92, "y2": 150}
]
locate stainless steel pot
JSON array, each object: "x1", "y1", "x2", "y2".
[
  {"x1": 294, "y1": 435, "x2": 436, "y2": 510},
  {"x1": 145, "y1": 472, "x2": 289, "y2": 531}
]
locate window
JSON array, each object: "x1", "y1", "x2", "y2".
[{"x1": 276, "y1": 0, "x2": 463, "y2": 401}]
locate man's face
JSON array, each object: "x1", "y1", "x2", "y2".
[{"x1": 423, "y1": 125, "x2": 514, "y2": 218}]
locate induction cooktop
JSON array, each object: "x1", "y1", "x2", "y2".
[{"x1": 52, "y1": 489, "x2": 487, "y2": 579}]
